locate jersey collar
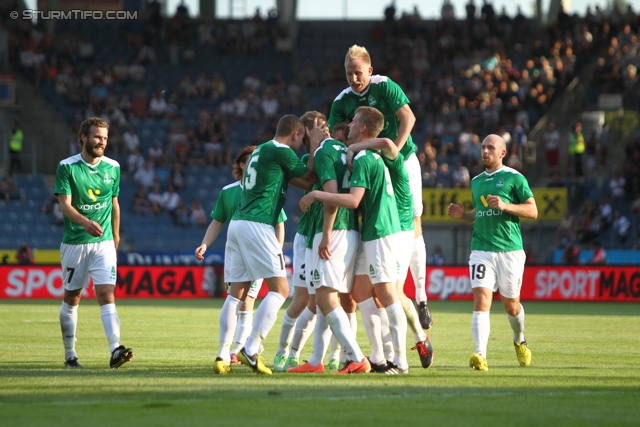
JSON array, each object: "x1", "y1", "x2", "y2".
[{"x1": 351, "y1": 84, "x2": 371, "y2": 97}]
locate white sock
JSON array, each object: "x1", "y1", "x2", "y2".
[
  {"x1": 244, "y1": 292, "x2": 285, "y2": 356},
  {"x1": 343, "y1": 311, "x2": 358, "y2": 362},
  {"x1": 411, "y1": 236, "x2": 427, "y2": 304},
  {"x1": 386, "y1": 301, "x2": 408, "y2": 370},
  {"x1": 308, "y1": 309, "x2": 331, "y2": 367},
  {"x1": 358, "y1": 298, "x2": 385, "y2": 365},
  {"x1": 100, "y1": 303, "x2": 120, "y2": 353},
  {"x1": 508, "y1": 304, "x2": 526, "y2": 343},
  {"x1": 406, "y1": 301, "x2": 427, "y2": 343},
  {"x1": 276, "y1": 311, "x2": 297, "y2": 356},
  {"x1": 378, "y1": 307, "x2": 394, "y2": 362},
  {"x1": 217, "y1": 295, "x2": 240, "y2": 361},
  {"x1": 472, "y1": 311, "x2": 491, "y2": 357},
  {"x1": 289, "y1": 307, "x2": 316, "y2": 358},
  {"x1": 60, "y1": 302, "x2": 78, "y2": 359},
  {"x1": 232, "y1": 310, "x2": 253, "y2": 354},
  {"x1": 326, "y1": 308, "x2": 365, "y2": 363},
  {"x1": 347, "y1": 311, "x2": 358, "y2": 335},
  {"x1": 328, "y1": 333, "x2": 341, "y2": 360}
]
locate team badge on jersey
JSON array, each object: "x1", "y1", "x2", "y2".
[
  {"x1": 496, "y1": 178, "x2": 504, "y2": 188},
  {"x1": 369, "y1": 264, "x2": 375, "y2": 276},
  {"x1": 313, "y1": 269, "x2": 320, "y2": 284},
  {"x1": 110, "y1": 266, "x2": 116, "y2": 279},
  {"x1": 368, "y1": 95, "x2": 377, "y2": 106},
  {"x1": 104, "y1": 172, "x2": 113, "y2": 184}
]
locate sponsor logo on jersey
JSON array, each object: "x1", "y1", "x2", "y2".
[
  {"x1": 476, "y1": 208, "x2": 504, "y2": 217},
  {"x1": 496, "y1": 178, "x2": 504, "y2": 188},
  {"x1": 87, "y1": 188, "x2": 101, "y2": 202},
  {"x1": 480, "y1": 195, "x2": 490, "y2": 208},
  {"x1": 368, "y1": 95, "x2": 377, "y2": 106},
  {"x1": 77, "y1": 201, "x2": 108, "y2": 211}
]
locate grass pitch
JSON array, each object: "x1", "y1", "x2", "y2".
[{"x1": 1, "y1": 299, "x2": 639, "y2": 426}]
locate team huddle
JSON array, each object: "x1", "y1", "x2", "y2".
[{"x1": 55, "y1": 45, "x2": 537, "y2": 373}]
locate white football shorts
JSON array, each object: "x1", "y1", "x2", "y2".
[
  {"x1": 225, "y1": 220, "x2": 286, "y2": 282},
  {"x1": 404, "y1": 152, "x2": 424, "y2": 217},
  {"x1": 394, "y1": 230, "x2": 414, "y2": 282},
  {"x1": 60, "y1": 240, "x2": 117, "y2": 290},
  {"x1": 292, "y1": 232, "x2": 308, "y2": 288},
  {"x1": 468, "y1": 250, "x2": 526, "y2": 299},
  {"x1": 309, "y1": 229, "x2": 358, "y2": 294},
  {"x1": 362, "y1": 234, "x2": 399, "y2": 285}
]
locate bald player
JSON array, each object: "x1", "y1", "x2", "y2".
[{"x1": 447, "y1": 134, "x2": 538, "y2": 371}]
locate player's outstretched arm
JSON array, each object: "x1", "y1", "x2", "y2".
[
  {"x1": 300, "y1": 187, "x2": 365, "y2": 212},
  {"x1": 347, "y1": 138, "x2": 398, "y2": 164},
  {"x1": 195, "y1": 220, "x2": 224, "y2": 261}
]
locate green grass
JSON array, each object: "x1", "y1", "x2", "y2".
[{"x1": 1, "y1": 299, "x2": 639, "y2": 426}]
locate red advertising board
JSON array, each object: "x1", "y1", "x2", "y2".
[
  {"x1": 404, "y1": 266, "x2": 640, "y2": 302},
  {"x1": 0, "y1": 266, "x2": 211, "y2": 298},
  {"x1": 2, "y1": 265, "x2": 638, "y2": 301}
]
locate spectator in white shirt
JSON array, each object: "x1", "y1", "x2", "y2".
[
  {"x1": 609, "y1": 171, "x2": 626, "y2": 200},
  {"x1": 133, "y1": 160, "x2": 157, "y2": 189},
  {"x1": 612, "y1": 210, "x2": 631, "y2": 246},
  {"x1": 127, "y1": 147, "x2": 145, "y2": 174},
  {"x1": 123, "y1": 126, "x2": 140, "y2": 153}
]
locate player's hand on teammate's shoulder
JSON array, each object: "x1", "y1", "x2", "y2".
[{"x1": 345, "y1": 149, "x2": 356, "y2": 172}]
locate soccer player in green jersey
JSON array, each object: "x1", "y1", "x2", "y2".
[
  {"x1": 54, "y1": 117, "x2": 132, "y2": 369},
  {"x1": 447, "y1": 134, "x2": 538, "y2": 371},
  {"x1": 274, "y1": 150, "x2": 317, "y2": 373},
  {"x1": 230, "y1": 115, "x2": 320, "y2": 374},
  {"x1": 195, "y1": 146, "x2": 286, "y2": 374},
  {"x1": 346, "y1": 136, "x2": 434, "y2": 370},
  {"x1": 329, "y1": 45, "x2": 432, "y2": 330},
  {"x1": 301, "y1": 106, "x2": 408, "y2": 373},
  {"x1": 288, "y1": 111, "x2": 365, "y2": 374}
]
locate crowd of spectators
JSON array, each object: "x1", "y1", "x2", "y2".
[
  {"x1": 361, "y1": 1, "x2": 640, "y2": 189},
  {"x1": 4, "y1": 0, "x2": 640, "y2": 250}
]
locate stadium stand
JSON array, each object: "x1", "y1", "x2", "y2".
[{"x1": 2, "y1": 1, "x2": 639, "y2": 264}]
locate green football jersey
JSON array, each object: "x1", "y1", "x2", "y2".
[
  {"x1": 211, "y1": 181, "x2": 286, "y2": 226},
  {"x1": 305, "y1": 180, "x2": 324, "y2": 249},
  {"x1": 54, "y1": 154, "x2": 120, "y2": 245},
  {"x1": 382, "y1": 153, "x2": 414, "y2": 232},
  {"x1": 297, "y1": 154, "x2": 311, "y2": 237},
  {"x1": 310, "y1": 139, "x2": 357, "y2": 236},
  {"x1": 233, "y1": 140, "x2": 308, "y2": 226},
  {"x1": 328, "y1": 75, "x2": 416, "y2": 158},
  {"x1": 350, "y1": 149, "x2": 400, "y2": 241},
  {"x1": 470, "y1": 166, "x2": 534, "y2": 252}
]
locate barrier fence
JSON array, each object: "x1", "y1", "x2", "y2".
[{"x1": 1, "y1": 265, "x2": 638, "y2": 302}]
